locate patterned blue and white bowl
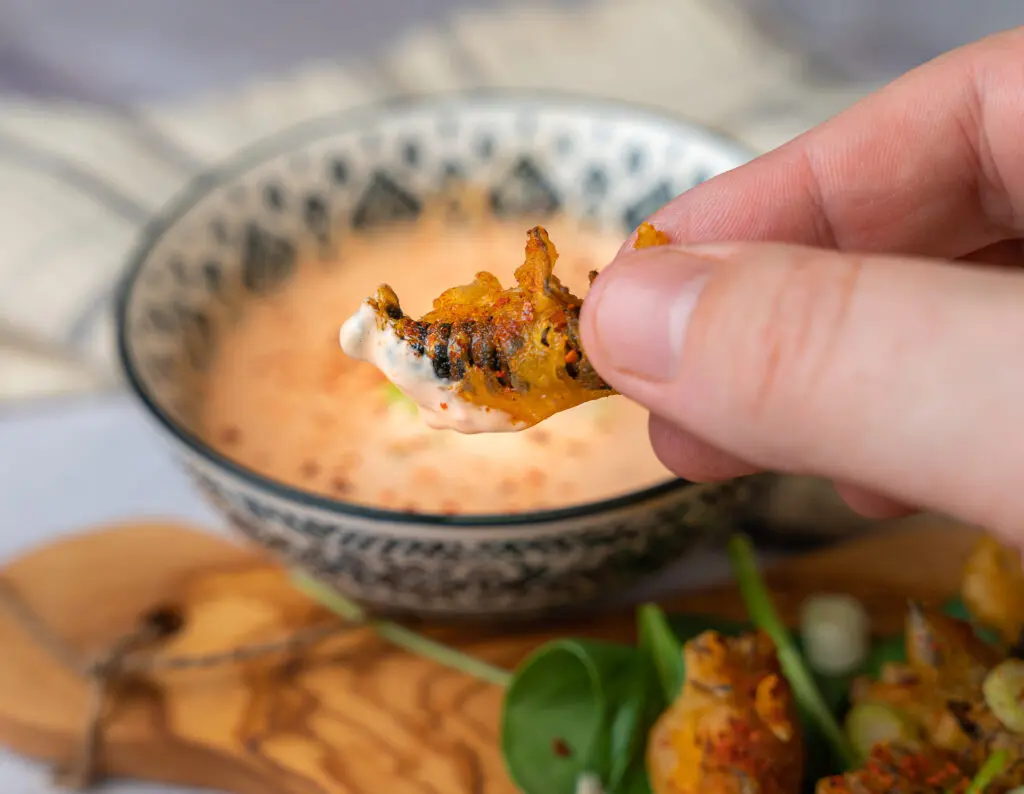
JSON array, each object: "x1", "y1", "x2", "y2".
[{"x1": 116, "y1": 91, "x2": 756, "y2": 620}]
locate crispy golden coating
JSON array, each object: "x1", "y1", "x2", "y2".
[
  {"x1": 647, "y1": 630, "x2": 803, "y2": 794},
  {"x1": 634, "y1": 222, "x2": 671, "y2": 249},
  {"x1": 815, "y1": 742, "x2": 971, "y2": 794},
  {"x1": 848, "y1": 603, "x2": 1024, "y2": 792},
  {"x1": 962, "y1": 534, "x2": 1024, "y2": 647},
  {"x1": 851, "y1": 605, "x2": 1000, "y2": 755},
  {"x1": 647, "y1": 540, "x2": 1024, "y2": 794},
  {"x1": 362, "y1": 222, "x2": 670, "y2": 428}
]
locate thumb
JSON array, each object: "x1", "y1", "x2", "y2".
[{"x1": 580, "y1": 241, "x2": 1024, "y2": 534}]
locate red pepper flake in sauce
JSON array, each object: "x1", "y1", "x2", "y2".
[
  {"x1": 527, "y1": 429, "x2": 551, "y2": 446},
  {"x1": 413, "y1": 466, "x2": 439, "y2": 485},
  {"x1": 565, "y1": 440, "x2": 587, "y2": 457},
  {"x1": 219, "y1": 426, "x2": 242, "y2": 446},
  {"x1": 440, "y1": 402, "x2": 448, "y2": 410},
  {"x1": 523, "y1": 468, "x2": 545, "y2": 489},
  {"x1": 551, "y1": 738, "x2": 572, "y2": 758},
  {"x1": 313, "y1": 410, "x2": 336, "y2": 429}
]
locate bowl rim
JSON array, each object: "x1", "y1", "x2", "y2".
[{"x1": 115, "y1": 87, "x2": 754, "y2": 530}]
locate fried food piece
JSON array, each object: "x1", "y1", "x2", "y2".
[
  {"x1": 904, "y1": 601, "x2": 1001, "y2": 688},
  {"x1": 647, "y1": 630, "x2": 803, "y2": 794},
  {"x1": 635, "y1": 222, "x2": 671, "y2": 249},
  {"x1": 851, "y1": 604, "x2": 1000, "y2": 752},
  {"x1": 962, "y1": 534, "x2": 1024, "y2": 647},
  {"x1": 846, "y1": 603, "x2": 1024, "y2": 790},
  {"x1": 815, "y1": 742, "x2": 971, "y2": 793},
  {"x1": 338, "y1": 222, "x2": 671, "y2": 433}
]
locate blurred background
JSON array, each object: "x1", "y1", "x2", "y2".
[
  {"x1": 2, "y1": 0, "x2": 1020, "y2": 102},
  {"x1": 0, "y1": 0, "x2": 1020, "y2": 403},
  {"x1": 0, "y1": 2, "x2": 1021, "y2": 790}
]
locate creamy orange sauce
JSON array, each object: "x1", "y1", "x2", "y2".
[{"x1": 195, "y1": 216, "x2": 671, "y2": 514}]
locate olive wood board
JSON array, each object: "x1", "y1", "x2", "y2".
[{"x1": 0, "y1": 516, "x2": 983, "y2": 794}]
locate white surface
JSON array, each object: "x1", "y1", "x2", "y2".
[
  {"x1": 0, "y1": 395, "x2": 229, "y2": 791},
  {"x1": 0, "y1": 396, "x2": 226, "y2": 560},
  {"x1": 0, "y1": 393, "x2": 743, "y2": 793}
]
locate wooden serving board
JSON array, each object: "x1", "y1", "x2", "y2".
[{"x1": 0, "y1": 516, "x2": 983, "y2": 794}]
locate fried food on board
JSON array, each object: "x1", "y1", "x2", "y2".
[
  {"x1": 843, "y1": 596, "x2": 1024, "y2": 792},
  {"x1": 648, "y1": 566, "x2": 1024, "y2": 794},
  {"x1": 647, "y1": 630, "x2": 804, "y2": 794},
  {"x1": 815, "y1": 742, "x2": 972, "y2": 794},
  {"x1": 962, "y1": 534, "x2": 1024, "y2": 647},
  {"x1": 338, "y1": 223, "x2": 671, "y2": 433}
]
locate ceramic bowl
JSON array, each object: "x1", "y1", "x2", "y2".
[{"x1": 116, "y1": 91, "x2": 757, "y2": 620}]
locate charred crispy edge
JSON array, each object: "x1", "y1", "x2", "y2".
[
  {"x1": 945, "y1": 699, "x2": 981, "y2": 740},
  {"x1": 1010, "y1": 625, "x2": 1024, "y2": 659},
  {"x1": 364, "y1": 218, "x2": 620, "y2": 392},
  {"x1": 370, "y1": 289, "x2": 510, "y2": 383},
  {"x1": 425, "y1": 322, "x2": 453, "y2": 379},
  {"x1": 371, "y1": 284, "x2": 611, "y2": 392},
  {"x1": 363, "y1": 224, "x2": 673, "y2": 392}
]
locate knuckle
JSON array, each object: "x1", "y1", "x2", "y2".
[{"x1": 736, "y1": 249, "x2": 865, "y2": 426}]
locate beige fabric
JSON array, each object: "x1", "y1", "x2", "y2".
[{"x1": 0, "y1": 0, "x2": 878, "y2": 402}]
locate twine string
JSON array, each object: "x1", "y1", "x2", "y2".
[{"x1": 0, "y1": 578, "x2": 353, "y2": 790}]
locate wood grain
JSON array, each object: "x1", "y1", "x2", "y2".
[{"x1": 0, "y1": 515, "x2": 983, "y2": 794}]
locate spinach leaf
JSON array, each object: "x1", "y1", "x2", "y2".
[
  {"x1": 605, "y1": 656, "x2": 661, "y2": 794},
  {"x1": 502, "y1": 639, "x2": 652, "y2": 794},
  {"x1": 501, "y1": 593, "x2": 918, "y2": 794},
  {"x1": 860, "y1": 633, "x2": 907, "y2": 677},
  {"x1": 668, "y1": 612, "x2": 750, "y2": 642},
  {"x1": 729, "y1": 535, "x2": 861, "y2": 770}
]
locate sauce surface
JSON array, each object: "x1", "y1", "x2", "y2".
[{"x1": 196, "y1": 216, "x2": 672, "y2": 515}]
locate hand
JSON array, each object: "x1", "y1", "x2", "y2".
[{"x1": 580, "y1": 27, "x2": 1024, "y2": 539}]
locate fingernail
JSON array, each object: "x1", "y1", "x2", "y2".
[{"x1": 589, "y1": 249, "x2": 713, "y2": 382}]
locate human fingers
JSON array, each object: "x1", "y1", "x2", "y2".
[
  {"x1": 639, "y1": 238, "x2": 1024, "y2": 485},
  {"x1": 963, "y1": 239, "x2": 1024, "y2": 268},
  {"x1": 581, "y1": 241, "x2": 1024, "y2": 537},
  {"x1": 644, "y1": 237, "x2": 1024, "y2": 497},
  {"x1": 626, "y1": 27, "x2": 1024, "y2": 260},
  {"x1": 647, "y1": 413, "x2": 757, "y2": 482},
  {"x1": 831, "y1": 482, "x2": 915, "y2": 520},
  {"x1": 648, "y1": 413, "x2": 915, "y2": 518}
]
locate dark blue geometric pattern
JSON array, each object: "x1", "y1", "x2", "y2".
[{"x1": 120, "y1": 95, "x2": 754, "y2": 618}]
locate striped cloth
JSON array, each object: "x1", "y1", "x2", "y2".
[{"x1": 0, "y1": 0, "x2": 877, "y2": 402}]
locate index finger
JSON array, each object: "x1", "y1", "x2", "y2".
[{"x1": 642, "y1": 26, "x2": 1024, "y2": 259}]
